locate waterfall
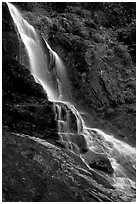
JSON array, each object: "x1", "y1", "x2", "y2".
[
  {"x1": 7, "y1": 2, "x2": 71, "y2": 102},
  {"x1": 7, "y1": 2, "x2": 136, "y2": 195}
]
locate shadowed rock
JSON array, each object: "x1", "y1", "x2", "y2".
[{"x1": 89, "y1": 155, "x2": 114, "y2": 174}]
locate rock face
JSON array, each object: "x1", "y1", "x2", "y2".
[
  {"x1": 2, "y1": 2, "x2": 136, "y2": 202},
  {"x1": 2, "y1": 131, "x2": 136, "y2": 202},
  {"x1": 2, "y1": 3, "x2": 58, "y2": 142},
  {"x1": 89, "y1": 153, "x2": 114, "y2": 174}
]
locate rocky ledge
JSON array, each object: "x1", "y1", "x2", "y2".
[{"x1": 2, "y1": 130, "x2": 136, "y2": 202}]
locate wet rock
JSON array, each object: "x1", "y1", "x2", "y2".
[
  {"x1": 89, "y1": 156, "x2": 114, "y2": 174},
  {"x1": 82, "y1": 150, "x2": 114, "y2": 174},
  {"x1": 3, "y1": 130, "x2": 126, "y2": 202},
  {"x1": 55, "y1": 102, "x2": 81, "y2": 134}
]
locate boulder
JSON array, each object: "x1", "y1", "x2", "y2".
[
  {"x1": 89, "y1": 156, "x2": 114, "y2": 174},
  {"x1": 82, "y1": 150, "x2": 114, "y2": 174},
  {"x1": 2, "y1": 130, "x2": 117, "y2": 202}
]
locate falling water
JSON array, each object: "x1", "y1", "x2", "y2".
[
  {"x1": 7, "y1": 2, "x2": 71, "y2": 102},
  {"x1": 7, "y1": 2, "x2": 136, "y2": 199}
]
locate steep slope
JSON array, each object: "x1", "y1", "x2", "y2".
[{"x1": 3, "y1": 131, "x2": 136, "y2": 202}]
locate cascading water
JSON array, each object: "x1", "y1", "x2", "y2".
[
  {"x1": 7, "y1": 2, "x2": 71, "y2": 102},
  {"x1": 7, "y1": 2, "x2": 136, "y2": 200}
]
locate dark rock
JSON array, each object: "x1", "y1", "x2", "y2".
[
  {"x1": 3, "y1": 130, "x2": 125, "y2": 202},
  {"x1": 3, "y1": 56, "x2": 48, "y2": 103},
  {"x1": 89, "y1": 155, "x2": 114, "y2": 174},
  {"x1": 82, "y1": 150, "x2": 114, "y2": 175},
  {"x1": 4, "y1": 103, "x2": 58, "y2": 140},
  {"x1": 2, "y1": 2, "x2": 21, "y2": 61}
]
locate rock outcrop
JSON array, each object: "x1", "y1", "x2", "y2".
[{"x1": 3, "y1": 130, "x2": 136, "y2": 202}]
